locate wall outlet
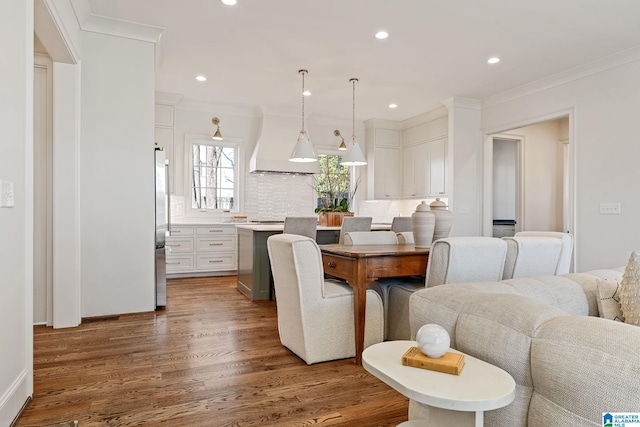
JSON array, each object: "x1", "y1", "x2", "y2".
[
  {"x1": 599, "y1": 202, "x2": 621, "y2": 215},
  {"x1": 0, "y1": 180, "x2": 14, "y2": 208}
]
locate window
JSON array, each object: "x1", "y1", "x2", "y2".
[
  {"x1": 313, "y1": 154, "x2": 353, "y2": 212},
  {"x1": 189, "y1": 140, "x2": 239, "y2": 212}
]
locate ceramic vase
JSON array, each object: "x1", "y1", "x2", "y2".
[
  {"x1": 430, "y1": 198, "x2": 453, "y2": 243},
  {"x1": 411, "y1": 201, "x2": 435, "y2": 248},
  {"x1": 416, "y1": 323, "x2": 450, "y2": 358},
  {"x1": 620, "y1": 251, "x2": 640, "y2": 326}
]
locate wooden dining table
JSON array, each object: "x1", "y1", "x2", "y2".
[{"x1": 319, "y1": 243, "x2": 429, "y2": 365}]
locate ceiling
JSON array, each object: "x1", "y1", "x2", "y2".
[{"x1": 86, "y1": 0, "x2": 640, "y2": 122}]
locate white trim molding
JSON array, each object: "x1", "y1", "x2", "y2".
[{"x1": 0, "y1": 369, "x2": 30, "y2": 426}]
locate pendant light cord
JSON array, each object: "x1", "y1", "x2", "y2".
[
  {"x1": 300, "y1": 70, "x2": 306, "y2": 132},
  {"x1": 350, "y1": 78, "x2": 358, "y2": 142}
]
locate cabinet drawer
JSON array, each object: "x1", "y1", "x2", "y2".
[
  {"x1": 196, "y1": 236, "x2": 236, "y2": 252},
  {"x1": 196, "y1": 253, "x2": 236, "y2": 271},
  {"x1": 169, "y1": 226, "x2": 195, "y2": 236},
  {"x1": 166, "y1": 255, "x2": 194, "y2": 272},
  {"x1": 166, "y1": 238, "x2": 194, "y2": 254},
  {"x1": 196, "y1": 225, "x2": 236, "y2": 236}
]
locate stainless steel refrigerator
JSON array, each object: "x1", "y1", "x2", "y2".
[{"x1": 155, "y1": 147, "x2": 169, "y2": 308}]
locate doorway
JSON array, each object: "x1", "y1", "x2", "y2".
[
  {"x1": 485, "y1": 115, "x2": 573, "y2": 243},
  {"x1": 492, "y1": 137, "x2": 521, "y2": 238}
]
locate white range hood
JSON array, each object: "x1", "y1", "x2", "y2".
[{"x1": 249, "y1": 107, "x2": 320, "y2": 175}]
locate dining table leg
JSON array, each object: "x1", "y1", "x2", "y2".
[{"x1": 353, "y1": 258, "x2": 368, "y2": 365}]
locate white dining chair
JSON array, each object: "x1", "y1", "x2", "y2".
[
  {"x1": 267, "y1": 234, "x2": 384, "y2": 364},
  {"x1": 283, "y1": 216, "x2": 318, "y2": 240},
  {"x1": 338, "y1": 216, "x2": 372, "y2": 245}
]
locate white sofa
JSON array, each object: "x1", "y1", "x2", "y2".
[{"x1": 408, "y1": 269, "x2": 640, "y2": 426}]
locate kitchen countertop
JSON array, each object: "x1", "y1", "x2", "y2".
[{"x1": 235, "y1": 223, "x2": 391, "y2": 232}]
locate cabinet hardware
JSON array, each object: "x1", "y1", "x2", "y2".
[
  {"x1": 209, "y1": 230, "x2": 223, "y2": 232},
  {"x1": 167, "y1": 261, "x2": 181, "y2": 265},
  {"x1": 172, "y1": 230, "x2": 181, "y2": 233},
  {"x1": 209, "y1": 259, "x2": 224, "y2": 263},
  {"x1": 439, "y1": 192, "x2": 445, "y2": 194},
  {"x1": 172, "y1": 244, "x2": 181, "y2": 247},
  {"x1": 328, "y1": 261, "x2": 336, "y2": 269},
  {"x1": 209, "y1": 243, "x2": 224, "y2": 246}
]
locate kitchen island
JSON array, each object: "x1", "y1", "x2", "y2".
[{"x1": 236, "y1": 223, "x2": 391, "y2": 301}]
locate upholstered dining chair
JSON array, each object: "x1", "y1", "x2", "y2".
[
  {"x1": 283, "y1": 216, "x2": 318, "y2": 240},
  {"x1": 514, "y1": 231, "x2": 574, "y2": 274},
  {"x1": 501, "y1": 236, "x2": 563, "y2": 279},
  {"x1": 341, "y1": 231, "x2": 401, "y2": 340},
  {"x1": 343, "y1": 230, "x2": 398, "y2": 245},
  {"x1": 338, "y1": 216, "x2": 372, "y2": 244},
  {"x1": 390, "y1": 216, "x2": 412, "y2": 233},
  {"x1": 396, "y1": 231, "x2": 414, "y2": 244},
  {"x1": 266, "y1": 234, "x2": 384, "y2": 364},
  {"x1": 385, "y1": 236, "x2": 508, "y2": 340}
]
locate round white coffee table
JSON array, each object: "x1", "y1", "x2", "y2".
[{"x1": 362, "y1": 340, "x2": 515, "y2": 427}]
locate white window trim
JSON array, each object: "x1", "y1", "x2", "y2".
[{"x1": 184, "y1": 134, "x2": 243, "y2": 218}]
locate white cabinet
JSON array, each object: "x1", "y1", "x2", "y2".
[
  {"x1": 166, "y1": 224, "x2": 237, "y2": 276},
  {"x1": 401, "y1": 117, "x2": 448, "y2": 199},
  {"x1": 428, "y1": 137, "x2": 447, "y2": 197},
  {"x1": 402, "y1": 142, "x2": 429, "y2": 198},
  {"x1": 370, "y1": 128, "x2": 402, "y2": 200},
  {"x1": 374, "y1": 146, "x2": 401, "y2": 199}
]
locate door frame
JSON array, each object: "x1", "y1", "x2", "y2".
[
  {"x1": 489, "y1": 135, "x2": 524, "y2": 235},
  {"x1": 482, "y1": 108, "x2": 576, "y2": 270}
]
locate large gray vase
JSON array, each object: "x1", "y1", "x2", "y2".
[
  {"x1": 430, "y1": 198, "x2": 453, "y2": 242},
  {"x1": 411, "y1": 201, "x2": 435, "y2": 248}
]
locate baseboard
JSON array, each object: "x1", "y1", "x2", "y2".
[{"x1": 0, "y1": 369, "x2": 30, "y2": 427}]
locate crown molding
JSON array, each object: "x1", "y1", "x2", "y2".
[
  {"x1": 442, "y1": 97, "x2": 481, "y2": 111},
  {"x1": 483, "y1": 45, "x2": 640, "y2": 109},
  {"x1": 155, "y1": 91, "x2": 183, "y2": 105}
]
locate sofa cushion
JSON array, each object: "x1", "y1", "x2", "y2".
[
  {"x1": 528, "y1": 316, "x2": 640, "y2": 426},
  {"x1": 596, "y1": 278, "x2": 624, "y2": 321}
]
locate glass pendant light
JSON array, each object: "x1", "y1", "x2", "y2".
[
  {"x1": 289, "y1": 69, "x2": 317, "y2": 162},
  {"x1": 340, "y1": 78, "x2": 367, "y2": 166}
]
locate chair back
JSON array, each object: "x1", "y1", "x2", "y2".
[
  {"x1": 502, "y1": 236, "x2": 563, "y2": 279},
  {"x1": 283, "y1": 216, "x2": 317, "y2": 240},
  {"x1": 426, "y1": 236, "x2": 508, "y2": 287},
  {"x1": 390, "y1": 216, "x2": 412, "y2": 232},
  {"x1": 396, "y1": 231, "x2": 414, "y2": 244},
  {"x1": 339, "y1": 216, "x2": 372, "y2": 244},
  {"x1": 343, "y1": 231, "x2": 398, "y2": 245},
  {"x1": 514, "y1": 231, "x2": 573, "y2": 274},
  {"x1": 266, "y1": 234, "x2": 324, "y2": 351}
]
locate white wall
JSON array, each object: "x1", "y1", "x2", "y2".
[
  {"x1": 80, "y1": 32, "x2": 156, "y2": 316},
  {"x1": 493, "y1": 139, "x2": 517, "y2": 220},
  {"x1": 509, "y1": 120, "x2": 564, "y2": 232},
  {"x1": 445, "y1": 98, "x2": 483, "y2": 237},
  {"x1": 483, "y1": 56, "x2": 640, "y2": 271},
  {"x1": 0, "y1": 0, "x2": 34, "y2": 424}
]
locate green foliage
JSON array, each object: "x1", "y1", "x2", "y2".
[{"x1": 311, "y1": 154, "x2": 358, "y2": 213}]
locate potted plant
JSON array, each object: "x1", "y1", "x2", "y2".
[{"x1": 310, "y1": 155, "x2": 360, "y2": 226}]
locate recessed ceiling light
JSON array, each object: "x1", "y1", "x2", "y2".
[
  {"x1": 221, "y1": 0, "x2": 237, "y2": 5},
  {"x1": 375, "y1": 31, "x2": 389, "y2": 40},
  {"x1": 303, "y1": 90, "x2": 311, "y2": 96},
  {"x1": 196, "y1": 75, "x2": 207, "y2": 82},
  {"x1": 487, "y1": 57, "x2": 501, "y2": 64},
  {"x1": 389, "y1": 103, "x2": 398, "y2": 109}
]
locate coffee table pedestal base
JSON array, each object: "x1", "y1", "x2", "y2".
[{"x1": 398, "y1": 407, "x2": 480, "y2": 427}]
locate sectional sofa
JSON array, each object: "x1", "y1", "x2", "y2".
[{"x1": 407, "y1": 269, "x2": 640, "y2": 426}]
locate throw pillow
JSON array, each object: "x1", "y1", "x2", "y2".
[
  {"x1": 596, "y1": 279, "x2": 624, "y2": 322},
  {"x1": 620, "y1": 251, "x2": 640, "y2": 326}
]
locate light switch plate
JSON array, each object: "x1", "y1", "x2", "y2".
[
  {"x1": 0, "y1": 180, "x2": 14, "y2": 208},
  {"x1": 599, "y1": 202, "x2": 620, "y2": 215}
]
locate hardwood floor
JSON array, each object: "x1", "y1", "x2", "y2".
[{"x1": 16, "y1": 276, "x2": 408, "y2": 427}]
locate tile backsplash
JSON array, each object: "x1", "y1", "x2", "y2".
[{"x1": 243, "y1": 173, "x2": 316, "y2": 221}]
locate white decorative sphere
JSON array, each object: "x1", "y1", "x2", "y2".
[{"x1": 416, "y1": 324, "x2": 450, "y2": 358}]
